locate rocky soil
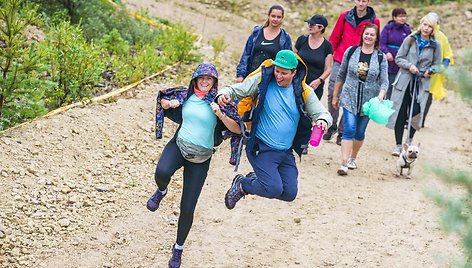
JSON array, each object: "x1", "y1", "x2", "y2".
[{"x1": 1, "y1": 0, "x2": 472, "y2": 267}]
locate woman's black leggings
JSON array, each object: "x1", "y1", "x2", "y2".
[
  {"x1": 154, "y1": 139, "x2": 211, "y2": 246},
  {"x1": 394, "y1": 82, "x2": 416, "y2": 145}
]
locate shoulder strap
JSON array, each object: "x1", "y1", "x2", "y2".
[
  {"x1": 377, "y1": 50, "x2": 383, "y2": 66},
  {"x1": 348, "y1": 46, "x2": 383, "y2": 66},
  {"x1": 346, "y1": 45, "x2": 358, "y2": 62}
]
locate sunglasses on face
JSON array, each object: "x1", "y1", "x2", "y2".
[{"x1": 309, "y1": 24, "x2": 324, "y2": 29}]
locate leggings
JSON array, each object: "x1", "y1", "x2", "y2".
[
  {"x1": 154, "y1": 139, "x2": 211, "y2": 246},
  {"x1": 394, "y1": 82, "x2": 416, "y2": 145}
]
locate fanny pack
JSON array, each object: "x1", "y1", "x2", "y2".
[{"x1": 176, "y1": 137, "x2": 213, "y2": 163}]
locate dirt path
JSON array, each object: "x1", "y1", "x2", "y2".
[{"x1": 1, "y1": 1, "x2": 472, "y2": 267}]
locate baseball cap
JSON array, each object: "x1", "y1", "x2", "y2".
[
  {"x1": 305, "y1": 14, "x2": 328, "y2": 28},
  {"x1": 272, "y1": 50, "x2": 298, "y2": 70}
]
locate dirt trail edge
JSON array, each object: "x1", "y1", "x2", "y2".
[{"x1": 1, "y1": 1, "x2": 472, "y2": 267}]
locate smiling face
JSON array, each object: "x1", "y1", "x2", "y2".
[
  {"x1": 196, "y1": 75, "x2": 215, "y2": 93},
  {"x1": 360, "y1": 24, "x2": 380, "y2": 48},
  {"x1": 362, "y1": 27, "x2": 377, "y2": 46},
  {"x1": 268, "y1": 9, "x2": 284, "y2": 28},
  {"x1": 274, "y1": 66, "x2": 296, "y2": 88}
]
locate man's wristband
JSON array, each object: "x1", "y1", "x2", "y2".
[{"x1": 318, "y1": 77, "x2": 324, "y2": 83}]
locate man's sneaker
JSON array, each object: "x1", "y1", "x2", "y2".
[
  {"x1": 336, "y1": 134, "x2": 342, "y2": 146},
  {"x1": 146, "y1": 188, "x2": 166, "y2": 212},
  {"x1": 337, "y1": 164, "x2": 348, "y2": 176},
  {"x1": 225, "y1": 174, "x2": 246, "y2": 209},
  {"x1": 168, "y1": 245, "x2": 183, "y2": 268},
  {"x1": 392, "y1": 145, "x2": 402, "y2": 156},
  {"x1": 347, "y1": 158, "x2": 357, "y2": 169},
  {"x1": 323, "y1": 127, "x2": 335, "y2": 140}
]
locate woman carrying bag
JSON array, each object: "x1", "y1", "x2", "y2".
[{"x1": 332, "y1": 24, "x2": 388, "y2": 175}]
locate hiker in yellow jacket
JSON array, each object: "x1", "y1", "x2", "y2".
[
  {"x1": 217, "y1": 50, "x2": 332, "y2": 209},
  {"x1": 423, "y1": 12, "x2": 454, "y2": 127}
]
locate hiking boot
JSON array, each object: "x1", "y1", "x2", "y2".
[
  {"x1": 392, "y1": 145, "x2": 402, "y2": 157},
  {"x1": 337, "y1": 164, "x2": 348, "y2": 176},
  {"x1": 225, "y1": 174, "x2": 246, "y2": 209},
  {"x1": 146, "y1": 188, "x2": 166, "y2": 212},
  {"x1": 323, "y1": 127, "x2": 335, "y2": 140},
  {"x1": 168, "y1": 246, "x2": 183, "y2": 268},
  {"x1": 347, "y1": 158, "x2": 357, "y2": 170},
  {"x1": 336, "y1": 134, "x2": 342, "y2": 146}
]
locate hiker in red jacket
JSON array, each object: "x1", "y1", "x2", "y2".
[{"x1": 324, "y1": 0, "x2": 380, "y2": 146}]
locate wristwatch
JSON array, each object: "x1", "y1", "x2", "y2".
[{"x1": 318, "y1": 77, "x2": 324, "y2": 83}]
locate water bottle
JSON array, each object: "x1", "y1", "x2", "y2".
[{"x1": 309, "y1": 125, "x2": 323, "y2": 147}]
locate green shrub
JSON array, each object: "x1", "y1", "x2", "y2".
[
  {"x1": 40, "y1": 20, "x2": 105, "y2": 107},
  {"x1": 428, "y1": 49, "x2": 472, "y2": 267},
  {"x1": 99, "y1": 28, "x2": 129, "y2": 57},
  {"x1": 0, "y1": 0, "x2": 49, "y2": 130},
  {"x1": 446, "y1": 49, "x2": 472, "y2": 103},
  {"x1": 210, "y1": 35, "x2": 228, "y2": 61},
  {"x1": 158, "y1": 24, "x2": 199, "y2": 62}
]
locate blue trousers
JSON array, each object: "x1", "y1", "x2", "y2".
[
  {"x1": 342, "y1": 108, "x2": 370, "y2": 141},
  {"x1": 242, "y1": 140, "x2": 298, "y2": 202}
]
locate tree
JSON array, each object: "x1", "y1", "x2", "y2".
[{"x1": 0, "y1": 0, "x2": 48, "y2": 130}]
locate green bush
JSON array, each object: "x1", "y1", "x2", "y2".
[
  {"x1": 1, "y1": 0, "x2": 200, "y2": 131},
  {"x1": 33, "y1": 0, "x2": 160, "y2": 45},
  {"x1": 40, "y1": 20, "x2": 105, "y2": 107},
  {"x1": 446, "y1": 49, "x2": 472, "y2": 103},
  {"x1": 0, "y1": 0, "x2": 49, "y2": 130},
  {"x1": 99, "y1": 28, "x2": 129, "y2": 57},
  {"x1": 158, "y1": 24, "x2": 200, "y2": 62},
  {"x1": 428, "y1": 50, "x2": 472, "y2": 267}
]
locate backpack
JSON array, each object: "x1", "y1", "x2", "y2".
[{"x1": 345, "y1": 45, "x2": 384, "y2": 66}]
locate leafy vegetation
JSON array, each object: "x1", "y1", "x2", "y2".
[
  {"x1": 446, "y1": 49, "x2": 472, "y2": 103},
  {"x1": 0, "y1": 0, "x2": 199, "y2": 131},
  {"x1": 428, "y1": 50, "x2": 472, "y2": 267},
  {"x1": 0, "y1": 0, "x2": 48, "y2": 129},
  {"x1": 40, "y1": 21, "x2": 104, "y2": 107}
]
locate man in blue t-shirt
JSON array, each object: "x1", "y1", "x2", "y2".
[{"x1": 217, "y1": 50, "x2": 332, "y2": 209}]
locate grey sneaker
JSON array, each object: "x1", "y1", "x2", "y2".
[
  {"x1": 347, "y1": 158, "x2": 357, "y2": 169},
  {"x1": 337, "y1": 164, "x2": 348, "y2": 176},
  {"x1": 392, "y1": 145, "x2": 402, "y2": 156},
  {"x1": 225, "y1": 174, "x2": 246, "y2": 209}
]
